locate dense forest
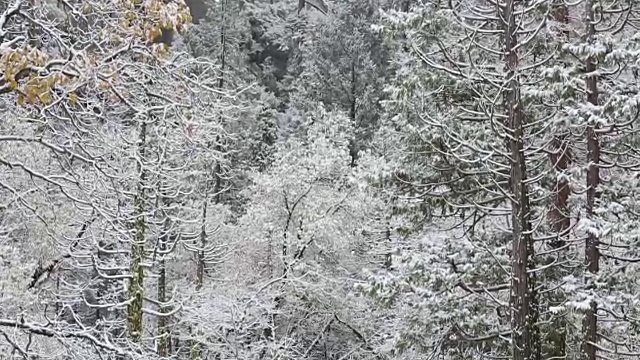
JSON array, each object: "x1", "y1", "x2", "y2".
[{"x1": 1, "y1": 0, "x2": 640, "y2": 359}]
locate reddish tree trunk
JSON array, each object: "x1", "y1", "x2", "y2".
[
  {"x1": 583, "y1": 0, "x2": 600, "y2": 358},
  {"x1": 549, "y1": 135, "x2": 571, "y2": 246},
  {"x1": 502, "y1": 0, "x2": 538, "y2": 358}
]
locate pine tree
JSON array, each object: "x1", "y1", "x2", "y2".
[
  {"x1": 288, "y1": 0, "x2": 391, "y2": 165},
  {"x1": 364, "y1": 0, "x2": 586, "y2": 357}
]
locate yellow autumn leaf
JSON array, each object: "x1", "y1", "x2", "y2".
[
  {"x1": 40, "y1": 92, "x2": 51, "y2": 104},
  {"x1": 69, "y1": 92, "x2": 78, "y2": 104}
]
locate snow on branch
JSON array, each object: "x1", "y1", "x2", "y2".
[{"x1": 0, "y1": 319, "x2": 131, "y2": 356}]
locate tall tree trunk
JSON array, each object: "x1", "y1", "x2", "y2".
[
  {"x1": 546, "y1": 132, "x2": 570, "y2": 358},
  {"x1": 349, "y1": 62, "x2": 358, "y2": 167},
  {"x1": 549, "y1": 134, "x2": 571, "y2": 247},
  {"x1": 502, "y1": 0, "x2": 538, "y2": 358},
  {"x1": 544, "y1": 2, "x2": 571, "y2": 356},
  {"x1": 547, "y1": 126, "x2": 570, "y2": 358},
  {"x1": 128, "y1": 121, "x2": 147, "y2": 342},
  {"x1": 195, "y1": 162, "x2": 222, "y2": 291},
  {"x1": 157, "y1": 202, "x2": 170, "y2": 357},
  {"x1": 196, "y1": 197, "x2": 207, "y2": 291},
  {"x1": 191, "y1": 193, "x2": 207, "y2": 360},
  {"x1": 583, "y1": 0, "x2": 600, "y2": 357}
]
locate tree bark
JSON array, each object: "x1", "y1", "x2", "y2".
[
  {"x1": 349, "y1": 62, "x2": 358, "y2": 167},
  {"x1": 196, "y1": 197, "x2": 207, "y2": 291},
  {"x1": 501, "y1": 0, "x2": 538, "y2": 358},
  {"x1": 157, "y1": 202, "x2": 170, "y2": 357},
  {"x1": 128, "y1": 121, "x2": 147, "y2": 342},
  {"x1": 583, "y1": 0, "x2": 600, "y2": 357},
  {"x1": 542, "y1": 2, "x2": 571, "y2": 356},
  {"x1": 549, "y1": 133, "x2": 571, "y2": 246},
  {"x1": 546, "y1": 132, "x2": 570, "y2": 358}
]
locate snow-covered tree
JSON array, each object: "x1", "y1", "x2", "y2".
[
  {"x1": 289, "y1": 0, "x2": 392, "y2": 165},
  {"x1": 3, "y1": 0, "x2": 640, "y2": 359},
  {"x1": 228, "y1": 105, "x2": 385, "y2": 359},
  {"x1": 0, "y1": 0, "x2": 242, "y2": 357}
]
